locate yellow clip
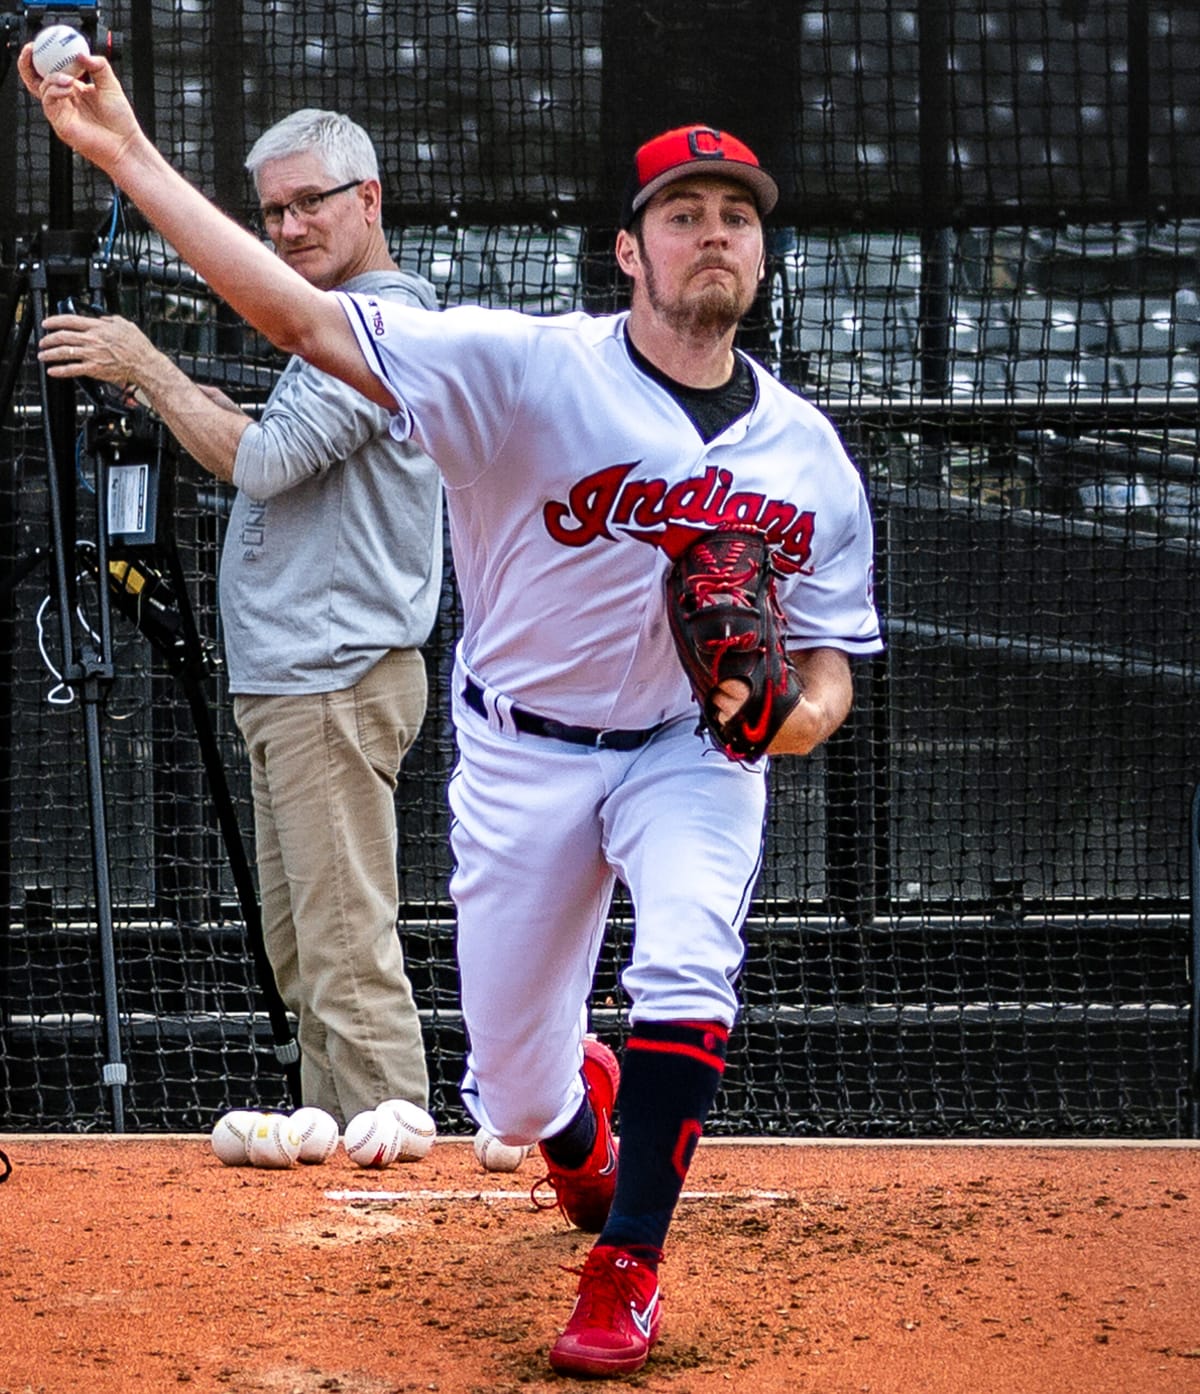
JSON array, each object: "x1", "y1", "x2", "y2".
[{"x1": 108, "y1": 559, "x2": 146, "y2": 595}]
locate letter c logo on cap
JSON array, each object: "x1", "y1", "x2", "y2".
[{"x1": 687, "y1": 127, "x2": 725, "y2": 160}]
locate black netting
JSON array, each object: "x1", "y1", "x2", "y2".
[{"x1": 2, "y1": 1, "x2": 1198, "y2": 1136}]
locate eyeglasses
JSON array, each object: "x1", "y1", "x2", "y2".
[{"x1": 256, "y1": 180, "x2": 364, "y2": 231}]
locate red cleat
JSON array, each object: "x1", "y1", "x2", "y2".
[
  {"x1": 532, "y1": 1036, "x2": 620, "y2": 1232},
  {"x1": 549, "y1": 1244, "x2": 663, "y2": 1377}
]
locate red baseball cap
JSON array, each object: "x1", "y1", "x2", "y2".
[{"x1": 619, "y1": 124, "x2": 779, "y2": 228}]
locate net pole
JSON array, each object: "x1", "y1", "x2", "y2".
[{"x1": 1190, "y1": 785, "x2": 1200, "y2": 1138}]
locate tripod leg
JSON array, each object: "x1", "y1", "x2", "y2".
[
  {"x1": 80, "y1": 692, "x2": 128, "y2": 1130},
  {"x1": 150, "y1": 534, "x2": 302, "y2": 1105},
  {"x1": 179, "y1": 668, "x2": 301, "y2": 1105},
  {"x1": 29, "y1": 262, "x2": 129, "y2": 1130}
]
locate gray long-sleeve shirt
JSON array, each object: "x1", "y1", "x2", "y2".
[{"x1": 218, "y1": 269, "x2": 443, "y2": 694}]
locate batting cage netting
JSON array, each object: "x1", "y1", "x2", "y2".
[{"x1": 2, "y1": 0, "x2": 1199, "y2": 1136}]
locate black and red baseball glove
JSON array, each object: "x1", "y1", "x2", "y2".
[{"x1": 665, "y1": 526, "x2": 803, "y2": 762}]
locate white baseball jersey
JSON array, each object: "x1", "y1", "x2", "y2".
[
  {"x1": 335, "y1": 299, "x2": 883, "y2": 728},
  {"x1": 332, "y1": 294, "x2": 883, "y2": 1141}
]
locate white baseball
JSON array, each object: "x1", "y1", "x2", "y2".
[
  {"x1": 210, "y1": 1108, "x2": 257, "y2": 1166},
  {"x1": 289, "y1": 1106, "x2": 339, "y2": 1164},
  {"x1": 473, "y1": 1127, "x2": 531, "y2": 1173},
  {"x1": 377, "y1": 1098, "x2": 437, "y2": 1161},
  {"x1": 244, "y1": 1111, "x2": 302, "y2": 1169},
  {"x1": 32, "y1": 24, "x2": 91, "y2": 79},
  {"x1": 343, "y1": 1108, "x2": 401, "y2": 1168}
]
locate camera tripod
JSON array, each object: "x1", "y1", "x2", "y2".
[{"x1": 1, "y1": 11, "x2": 299, "y2": 1124}]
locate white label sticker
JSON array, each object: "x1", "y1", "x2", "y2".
[{"x1": 107, "y1": 463, "x2": 150, "y2": 535}]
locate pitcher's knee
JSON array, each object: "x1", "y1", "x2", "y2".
[{"x1": 483, "y1": 1100, "x2": 565, "y2": 1147}]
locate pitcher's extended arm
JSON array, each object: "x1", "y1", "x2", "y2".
[{"x1": 19, "y1": 49, "x2": 392, "y2": 410}]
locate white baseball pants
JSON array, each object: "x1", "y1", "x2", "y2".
[{"x1": 448, "y1": 665, "x2": 766, "y2": 1145}]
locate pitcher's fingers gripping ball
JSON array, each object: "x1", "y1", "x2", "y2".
[
  {"x1": 245, "y1": 1112, "x2": 302, "y2": 1169},
  {"x1": 289, "y1": 1106, "x2": 339, "y2": 1164},
  {"x1": 31, "y1": 24, "x2": 90, "y2": 78},
  {"x1": 210, "y1": 1108, "x2": 259, "y2": 1166},
  {"x1": 377, "y1": 1099, "x2": 437, "y2": 1161},
  {"x1": 473, "y1": 1127, "x2": 531, "y2": 1173},
  {"x1": 344, "y1": 1108, "x2": 402, "y2": 1168}
]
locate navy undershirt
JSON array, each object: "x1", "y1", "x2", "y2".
[{"x1": 624, "y1": 330, "x2": 757, "y2": 443}]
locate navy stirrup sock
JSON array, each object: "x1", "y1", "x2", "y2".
[
  {"x1": 599, "y1": 1020, "x2": 729, "y2": 1255},
  {"x1": 541, "y1": 1089, "x2": 598, "y2": 1169}
]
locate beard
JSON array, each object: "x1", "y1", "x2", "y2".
[{"x1": 642, "y1": 256, "x2": 757, "y2": 339}]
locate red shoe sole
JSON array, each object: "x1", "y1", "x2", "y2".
[{"x1": 548, "y1": 1340, "x2": 653, "y2": 1377}]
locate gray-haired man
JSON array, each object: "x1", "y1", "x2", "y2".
[{"x1": 40, "y1": 110, "x2": 442, "y2": 1125}]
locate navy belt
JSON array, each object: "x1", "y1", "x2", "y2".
[{"x1": 462, "y1": 677, "x2": 660, "y2": 751}]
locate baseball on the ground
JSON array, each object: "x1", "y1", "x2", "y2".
[
  {"x1": 289, "y1": 1106, "x2": 339, "y2": 1164},
  {"x1": 31, "y1": 24, "x2": 91, "y2": 78},
  {"x1": 210, "y1": 1108, "x2": 257, "y2": 1166},
  {"x1": 473, "y1": 1127, "x2": 532, "y2": 1173},
  {"x1": 244, "y1": 1111, "x2": 302, "y2": 1169},
  {"x1": 377, "y1": 1098, "x2": 437, "y2": 1161},
  {"x1": 343, "y1": 1108, "x2": 401, "y2": 1168}
]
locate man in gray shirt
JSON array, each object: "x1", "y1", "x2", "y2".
[{"x1": 41, "y1": 109, "x2": 442, "y2": 1126}]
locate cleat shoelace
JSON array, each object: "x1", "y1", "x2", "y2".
[
  {"x1": 530, "y1": 1172, "x2": 562, "y2": 1211},
  {"x1": 528, "y1": 1166, "x2": 612, "y2": 1216},
  {"x1": 562, "y1": 1250, "x2": 652, "y2": 1329}
]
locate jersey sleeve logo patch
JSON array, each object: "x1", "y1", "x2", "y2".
[
  {"x1": 543, "y1": 461, "x2": 814, "y2": 574},
  {"x1": 364, "y1": 297, "x2": 387, "y2": 337}
]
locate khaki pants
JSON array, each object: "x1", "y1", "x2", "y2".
[{"x1": 234, "y1": 648, "x2": 430, "y2": 1125}]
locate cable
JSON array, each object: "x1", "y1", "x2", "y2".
[
  {"x1": 36, "y1": 593, "x2": 75, "y2": 707},
  {"x1": 35, "y1": 561, "x2": 107, "y2": 709},
  {"x1": 101, "y1": 187, "x2": 122, "y2": 259}
]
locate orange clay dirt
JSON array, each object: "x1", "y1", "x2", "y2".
[{"x1": 1, "y1": 1135, "x2": 1198, "y2": 1394}]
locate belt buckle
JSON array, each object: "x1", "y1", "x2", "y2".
[{"x1": 598, "y1": 727, "x2": 644, "y2": 751}]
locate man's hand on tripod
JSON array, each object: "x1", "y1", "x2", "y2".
[
  {"x1": 39, "y1": 312, "x2": 250, "y2": 483},
  {"x1": 18, "y1": 48, "x2": 143, "y2": 179},
  {"x1": 40, "y1": 313, "x2": 150, "y2": 399}
]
